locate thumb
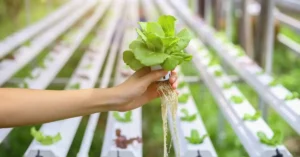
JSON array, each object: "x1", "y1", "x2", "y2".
[{"x1": 141, "y1": 69, "x2": 168, "y2": 85}]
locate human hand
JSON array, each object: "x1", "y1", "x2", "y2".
[{"x1": 113, "y1": 67, "x2": 178, "y2": 111}]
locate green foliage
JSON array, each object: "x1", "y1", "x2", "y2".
[
  {"x1": 222, "y1": 82, "x2": 233, "y2": 89},
  {"x1": 83, "y1": 63, "x2": 93, "y2": 69},
  {"x1": 208, "y1": 58, "x2": 219, "y2": 67},
  {"x1": 230, "y1": 95, "x2": 244, "y2": 104},
  {"x1": 285, "y1": 92, "x2": 299, "y2": 100},
  {"x1": 268, "y1": 79, "x2": 280, "y2": 87},
  {"x1": 257, "y1": 130, "x2": 283, "y2": 146},
  {"x1": 38, "y1": 60, "x2": 47, "y2": 69},
  {"x1": 113, "y1": 111, "x2": 132, "y2": 123},
  {"x1": 178, "y1": 81, "x2": 187, "y2": 89},
  {"x1": 69, "y1": 83, "x2": 80, "y2": 89},
  {"x1": 23, "y1": 40, "x2": 31, "y2": 47},
  {"x1": 31, "y1": 127, "x2": 62, "y2": 145},
  {"x1": 178, "y1": 93, "x2": 190, "y2": 103},
  {"x1": 214, "y1": 70, "x2": 223, "y2": 77},
  {"x1": 185, "y1": 129, "x2": 207, "y2": 144},
  {"x1": 243, "y1": 112, "x2": 261, "y2": 121},
  {"x1": 180, "y1": 108, "x2": 197, "y2": 122},
  {"x1": 123, "y1": 15, "x2": 193, "y2": 71}
]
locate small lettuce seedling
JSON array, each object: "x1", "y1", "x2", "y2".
[
  {"x1": 69, "y1": 83, "x2": 80, "y2": 89},
  {"x1": 185, "y1": 129, "x2": 207, "y2": 144},
  {"x1": 180, "y1": 108, "x2": 197, "y2": 122},
  {"x1": 208, "y1": 58, "x2": 219, "y2": 67},
  {"x1": 83, "y1": 64, "x2": 93, "y2": 69},
  {"x1": 178, "y1": 93, "x2": 190, "y2": 103},
  {"x1": 178, "y1": 82, "x2": 187, "y2": 89},
  {"x1": 38, "y1": 60, "x2": 47, "y2": 69},
  {"x1": 257, "y1": 130, "x2": 283, "y2": 146},
  {"x1": 268, "y1": 79, "x2": 280, "y2": 87},
  {"x1": 230, "y1": 95, "x2": 244, "y2": 104},
  {"x1": 222, "y1": 82, "x2": 233, "y2": 89},
  {"x1": 234, "y1": 46, "x2": 245, "y2": 57},
  {"x1": 31, "y1": 127, "x2": 62, "y2": 145},
  {"x1": 24, "y1": 40, "x2": 31, "y2": 47},
  {"x1": 214, "y1": 70, "x2": 223, "y2": 77},
  {"x1": 284, "y1": 92, "x2": 299, "y2": 100},
  {"x1": 113, "y1": 111, "x2": 132, "y2": 123},
  {"x1": 243, "y1": 111, "x2": 261, "y2": 121}
]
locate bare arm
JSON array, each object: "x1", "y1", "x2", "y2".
[{"x1": 0, "y1": 68, "x2": 177, "y2": 128}]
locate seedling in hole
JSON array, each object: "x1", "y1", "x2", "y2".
[
  {"x1": 113, "y1": 111, "x2": 132, "y2": 123},
  {"x1": 222, "y1": 82, "x2": 233, "y2": 89},
  {"x1": 38, "y1": 61, "x2": 47, "y2": 69},
  {"x1": 268, "y1": 79, "x2": 280, "y2": 87},
  {"x1": 214, "y1": 70, "x2": 223, "y2": 77},
  {"x1": 24, "y1": 40, "x2": 31, "y2": 47},
  {"x1": 243, "y1": 111, "x2": 261, "y2": 121},
  {"x1": 230, "y1": 95, "x2": 244, "y2": 104},
  {"x1": 257, "y1": 130, "x2": 283, "y2": 146},
  {"x1": 178, "y1": 93, "x2": 190, "y2": 103},
  {"x1": 178, "y1": 82, "x2": 187, "y2": 89},
  {"x1": 69, "y1": 83, "x2": 80, "y2": 89},
  {"x1": 114, "y1": 129, "x2": 142, "y2": 149},
  {"x1": 185, "y1": 129, "x2": 207, "y2": 144},
  {"x1": 208, "y1": 59, "x2": 219, "y2": 67},
  {"x1": 31, "y1": 127, "x2": 62, "y2": 145},
  {"x1": 83, "y1": 64, "x2": 93, "y2": 69},
  {"x1": 284, "y1": 92, "x2": 299, "y2": 100},
  {"x1": 234, "y1": 46, "x2": 245, "y2": 57},
  {"x1": 180, "y1": 108, "x2": 197, "y2": 122}
]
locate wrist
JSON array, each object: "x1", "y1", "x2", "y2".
[{"x1": 88, "y1": 88, "x2": 123, "y2": 112}]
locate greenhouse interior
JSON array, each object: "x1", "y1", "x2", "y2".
[{"x1": 0, "y1": 0, "x2": 300, "y2": 156}]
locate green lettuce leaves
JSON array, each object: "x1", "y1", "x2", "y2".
[{"x1": 123, "y1": 15, "x2": 193, "y2": 71}]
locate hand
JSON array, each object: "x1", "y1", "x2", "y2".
[{"x1": 113, "y1": 67, "x2": 178, "y2": 111}]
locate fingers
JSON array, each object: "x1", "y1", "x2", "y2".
[
  {"x1": 133, "y1": 67, "x2": 151, "y2": 78},
  {"x1": 141, "y1": 69, "x2": 168, "y2": 85},
  {"x1": 169, "y1": 70, "x2": 178, "y2": 89}
]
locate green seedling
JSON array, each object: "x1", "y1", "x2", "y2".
[
  {"x1": 69, "y1": 83, "x2": 80, "y2": 89},
  {"x1": 178, "y1": 82, "x2": 187, "y2": 89},
  {"x1": 214, "y1": 70, "x2": 223, "y2": 77},
  {"x1": 38, "y1": 61, "x2": 47, "y2": 69},
  {"x1": 31, "y1": 127, "x2": 62, "y2": 145},
  {"x1": 222, "y1": 82, "x2": 233, "y2": 89},
  {"x1": 83, "y1": 64, "x2": 93, "y2": 69},
  {"x1": 24, "y1": 40, "x2": 31, "y2": 47},
  {"x1": 234, "y1": 46, "x2": 245, "y2": 57},
  {"x1": 180, "y1": 108, "x2": 197, "y2": 122},
  {"x1": 243, "y1": 111, "x2": 261, "y2": 121},
  {"x1": 20, "y1": 81, "x2": 29, "y2": 88},
  {"x1": 268, "y1": 79, "x2": 280, "y2": 87},
  {"x1": 257, "y1": 130, "x2": 283, "y2": 146},
  {"x1": 113, "y1": 111, "x2": 132, "y2": 123},
  {"x1": 178, "y1": 93, "x2": 190, "y2": 103},
  {"x1": 185, "y1": 129, "x2": 207, "y2": 144},
  {"x1": 230, "y1": 95, "x2": 244, "y2": 104},
  {"x1": 208, "y1": 58, "x2": 219, "y2": 67},
  {"x1": 284, "y1": 92, "x2": 299, "y2": 100}
]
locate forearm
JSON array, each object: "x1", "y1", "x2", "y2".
[{"x1": 0, "y1": 88, "x2": 118, "y2": 128}]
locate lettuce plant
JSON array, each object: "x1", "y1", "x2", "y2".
[
  {"x1": 230, "y1": 95, "x2": 244, "y2": 104},
  {"x1": 268, "y1": 79, "x2": 280, "y2": 87},
  {"x1": 123, "y1": 15, "x2": 193, "y2": 71},
  {"x1": 214, "y1": 70, "x2": 223, "y2": 77},
  {"x1": 284, "y1": 92, "x2": 299, "y2": 100},
  {"x1": 222, "y1": 82, "x2": 233, "y2": 89},
  {"x1": 69, "y1": 83, "x2": 80, "y2": 89},
  {"x1": 180, "y1": 108, "x2": 197, "y2": 122},
  {"x1": 243, "y1": 111, "x2": 261, "y2": 121},
  {"x1": 38, "y1": 60, "x2": 47, "y2": 69},
  {"x1": 208, "y1": 58, "x2": 219, "y2": 67},
  {"x1": 31, "y1": 127, "x2": 62, "y2": 145},
  {"x1": 257, "y1": 130, "x2": 283, "y2": 146},
  {"x1": 185, "y1": 129, "x2": 207, "y2": 144},
  {"x1": 178, "y1": 93, "x2": 190, "y2": 103},
  {"x1": 178, "y1": 82, "x2": 187, "y2": 89},
  {"x1": 113, "y1": 111, "x2": 132, "y2": 123}
]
